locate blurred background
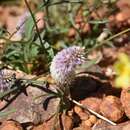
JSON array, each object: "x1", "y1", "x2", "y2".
[{"x1": 0, "y1": 0, "x2": 129, "y2": 75}]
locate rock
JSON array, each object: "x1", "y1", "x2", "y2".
[
  {"x1": 0, "y1": 120, "x2": 23, "y2": 130},
  {"x1": 62, "y1": 114, "x2": 73, "y2": 130},
  {"x1": 116, "y1": 0, "x2": 130, "y2": 10},
  {"x1": 92, "y1": 120, "x2": 130, "y2": 130},
  {"x1": 74, "y1": 105, "x2": 89, "y2": 121},
  {"x1": 115, "y1": 12, "x2": 126, "y2": 22},
  {"x1": 73, "y1": 126, "x2": 91, "y2": 130},
  {"x1": 81, "y1": 115, "x2": 97, "y2": 129},
  {"x1": 100, "y1": 96, "x2": 124, "y2": 122},
  {"x1": 42, "y1": 114, "x2": 73, "y2": 130},
  {"x1": 78, "y1": 111, "x2": 89, "y2": 121},
  {"x1": 82, "y1": 120, "x2": 93, "y2": 127},
  {"x1": 41, "y1": 117, "x2": 55, "y2": 130},
  {"x1": 74, "y1": 106, "x2": 82, "y2": 114},
  {"x1": 0, "y1": 69, "x2": 60, "y2": 125},
  {"x1": 73, "y1": 127, "x2": 83, "y2": 130},
  {"x1": 115, "y1": 11, "x2": 130, "y2": 22},
  {"x1": 123, "y1": 124, "x2": 130, "y2": 130},
  {"x1": 89, "y1": 115, "x2": 97, "y2": 124},
  {"x1": 32, "y1": 124, "x2": 46, "y2": 130},
  {"x1": 120, "y1": 87, "x2": 130, "y2": 119},
  {"x1": 81, "y1": 97, "x2": 102, "y2": 112},
  {"x1": 0, "y1": 85, "x2": 60, "y2": 125}
]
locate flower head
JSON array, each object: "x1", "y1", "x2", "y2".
[
  {"x1": 15, "y1": 11, "x2": 30, "y2": 39},
  {"x1": 114, "y1": 53, "x2": 130, "y2": 88},
  {"x1": 0, "y1": 69, "x2": 16, "y2": 92},
  {"x1": 50, "y1": 46, "x2": 86, "y2": 85}
]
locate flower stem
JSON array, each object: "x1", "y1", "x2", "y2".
[
  {"x1": 24, "y1": 0, "x2": 46, "y2": 53},
  {"x1": 86, "y1": 28, "x2": 130, "y2": 54}
]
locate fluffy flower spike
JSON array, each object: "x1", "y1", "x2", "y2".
[
  {"x1": 0, "y1": 69, "x2": 16, "y2": 92},
  {"x1": 50, "y1": 46, "x2": 86, "y2": 85}
]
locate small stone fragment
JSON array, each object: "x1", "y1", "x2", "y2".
[
  {"x1": 74, "y1": 106, "x2": 82, "y2": 114},
  {"x1": 89, "y1": 115, "x2": 97, "y2": 124},
  {"x1": 62, "y1": 114, "x2": 73, "y2": 130},
  {"x1": 78, "y1": 111, "x2": 89, "y2": 121},
  {"x1": 83, "y1": 120, "x2": 93, "y2": 127}
]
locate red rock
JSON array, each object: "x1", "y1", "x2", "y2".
[
  {"x1": 78, "y1": 111, "x2": 89, "y2": 121},
  {"x1": 0, "y1": 120, "x2": 23, "y2": 130},
  {"x1": 74, "y1": 105, "x2": 89, "y2": 121},
  {"x1": 115, "y1": 12, "x2": 125, "y2": 22},
  {"x1": 89, "y1": 115, "x2": 97, "y2": 124},
  {"x1": 123, "y1": 124, "x2": 130, "y2": 130},
  {"x1": 116, "y1": 0, "x2": 130, "y2": 10},
  {"x1": 32, "y1": 124, "x2": 46, "y2": 130},
  {"x1": 42, "y1": 114, "x2": 73, "y2": 130},
  {"x1": 62, "y1": 114, "x2": 73, "y2": 130},
  {"x1": 74, "y1": 106, "x2": 82, "y2": 114},
  {"x1": 81, "y1": 97, "x2": 102, "y2": 112},
  {"x1": 73, "y1": 127, "x2": 83, "y2": 130},
  {"x1": 120, "y1": 87, "x2": 130, "y2": 119},
  {"x1": 115, "y1": 10, "x2": 130, "y2": 22},
  {"x1": 82, "y1": 120, "x2": 93, "y2": 127},
  {"x1": 73, "y1": 126, "x2": 91, "y2": 130},
  {"x1": 100, "y1": 96, "x2": 124, "y2": 122}
]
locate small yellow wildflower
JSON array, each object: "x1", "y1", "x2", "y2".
[{"x1": 114, "y1": 53, "x2": 130, "y2": 88}]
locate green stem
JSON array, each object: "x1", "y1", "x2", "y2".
[
  {"x1": 24, "y1": 0, "x2": 46, "y2": 53},
  {"x1": 105, "y1": 28, "x2": 130, "y2": 41},
  {"x1": 0, "y1": 109, "x2": 16, "y2": 117},
  {"x1": 68, "y1": 2, "x2": 84, "y2": 45},
  {"x1": 86, "y1": 28, "x2": 130, "y2": 54}
]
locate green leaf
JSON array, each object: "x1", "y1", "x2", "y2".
[
  {"x1": 89, "y1": 19, "x2": 109, "y2": 24},
  {"x1": 25, "y1": 16, "x2": 35, "y2": 40},
  {"x1": 0, "y1": 109, "x2": 16, "y2": 118}
]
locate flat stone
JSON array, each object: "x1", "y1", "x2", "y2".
[{"x1": 0, "y1": 69, "x2": 60, "y2": 125}]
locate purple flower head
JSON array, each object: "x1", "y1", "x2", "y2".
[
  {"x1": 15, "y1": 11, "x2": 30, "y2": 39},
  {"x1": 0, "y1": 69, "x2": 16, "y2": 92},
  {"x1": 50, "y1": 46, "x2": 86, "y2": 85}
]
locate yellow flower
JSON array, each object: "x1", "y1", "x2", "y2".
[{"x1": 114, "y1": 53, "x2": 130, "y2": 88}]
